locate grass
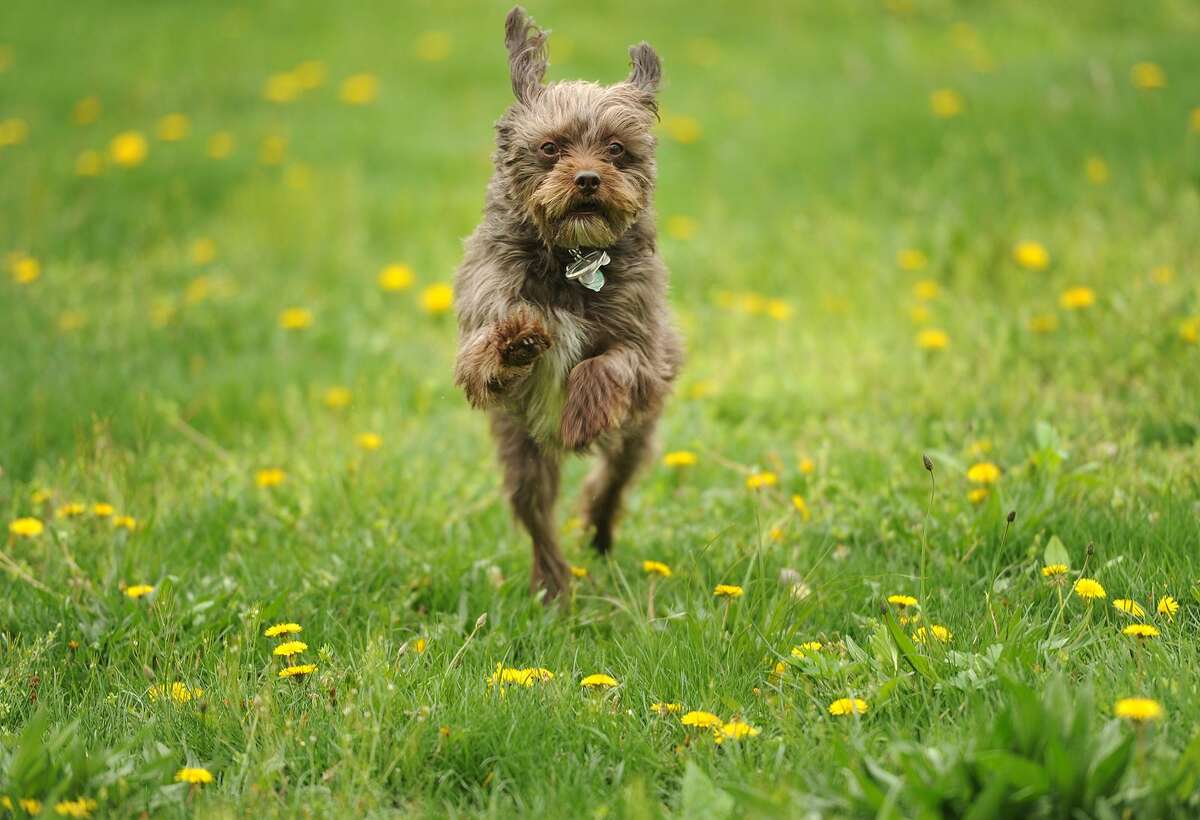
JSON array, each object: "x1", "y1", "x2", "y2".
[{"x1": 2, "y1": 0, "x2": 1200, "y2": 816}]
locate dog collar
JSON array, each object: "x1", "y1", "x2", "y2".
[{"x1": 564, "y1": 248, "x2": 608, "y2": 292}]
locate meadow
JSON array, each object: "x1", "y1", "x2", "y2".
[{"x1": 2, "y1": 0, "x2": 1200, "y2": 816}]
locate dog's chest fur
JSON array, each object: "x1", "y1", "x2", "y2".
[{"x1": 522, "y1": 306, "x2": 587, "y2": 443}]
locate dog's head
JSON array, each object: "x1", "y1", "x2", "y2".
[{"x1": 494, "y1": 6, "x2": 661, "y2": 250}]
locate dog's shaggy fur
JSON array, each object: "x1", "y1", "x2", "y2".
[{"x1": 453, "y1": 7, "x2": 682, "y2": 599}]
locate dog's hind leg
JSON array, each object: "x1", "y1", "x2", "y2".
[
  {"x1": 491, "y1": 414, "x2": 570, "y2": 601},
  {"x1": 580, "y1": 419, "x2": 656, "y2": 555}
]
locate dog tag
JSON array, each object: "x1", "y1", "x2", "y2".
[{"x1": 565, "y1": 249, "x2": 609, "y2": 292}]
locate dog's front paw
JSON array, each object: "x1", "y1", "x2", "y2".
[
  {"x1": 499, "y1": 325, "x2": 550, "y2": 368},
  {"x1": 560, "y1": 358, "x2": 629, "y2": 451}
]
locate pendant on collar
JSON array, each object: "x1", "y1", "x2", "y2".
[{"x1": 564, "y1": 248, "x2": 609, "y2": 292}]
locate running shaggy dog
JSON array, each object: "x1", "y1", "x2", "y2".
[{"x1": 453, "y1": 7, "x2": 682, "y2": 600}]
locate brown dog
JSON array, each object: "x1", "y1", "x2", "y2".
[{"x1": 453, "y1": 7, "x2": 682, "y2": 599}]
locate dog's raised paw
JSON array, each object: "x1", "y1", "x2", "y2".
[{"x1": 498, "y1": 325, "x2": 550, "y2": 368}]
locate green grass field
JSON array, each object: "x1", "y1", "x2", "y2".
[{"x1": 3, "y1": 0, "x2": 1200, "y2": 816}]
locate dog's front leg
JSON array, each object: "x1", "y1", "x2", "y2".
[
  {"x1": 560, "y1": 347, "x2": 643, "y2": 451},
  {"x1": 454, "y1": 308, "x2": 551, "y2": 409}
]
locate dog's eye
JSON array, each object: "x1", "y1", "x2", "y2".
[
  {"x1": 539, "y1": 141, "x2": 559, "y2": 159},
  {"x1": 607, "y1": 141, "x2": 625, "y2": 158}
]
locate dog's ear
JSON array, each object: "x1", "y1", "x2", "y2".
[
  {"x1": 626, "y1": 42, "x2": 662, "y2": 94},
  {"x1": 505, "y1": 6, "x2": 548, "y2": 105}
]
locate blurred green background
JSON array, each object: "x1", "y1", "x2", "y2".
[{"x1": 2, "y1": 0, "x2": 1199, "y2": 816}]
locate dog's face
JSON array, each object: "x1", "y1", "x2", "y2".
[{"x1": 495, "y1": 7, "x2": 661, "y2": 249}]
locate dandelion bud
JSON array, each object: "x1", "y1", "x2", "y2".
[
  {"x1": 1007, "y1": 510, "x2": 1016, "y2": 523},
  {"x1": 474, "y1": 612, "x2": 488, "y2": 630},
  {"x1": 922, "y1": 454, "x2": 934, "y2": 472},
  {"x1": 1086, "y1": 542, "x2": 1094, "y2": 557}
]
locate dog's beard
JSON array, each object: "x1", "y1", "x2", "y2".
[{"x1": 528, "y1": 174, "x2": 641, "y2": 249}]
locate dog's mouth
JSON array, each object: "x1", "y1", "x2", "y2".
[{"x1": 565, "y1": 202, "x2": 604, "y2": 218}]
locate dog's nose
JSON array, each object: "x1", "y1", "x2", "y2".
[{"x1": 574, "y1": 170, "x2": 601, "y2": 193}]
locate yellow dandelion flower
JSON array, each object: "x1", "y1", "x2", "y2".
[
  {"x1": 929, "y1": 88, "x2": 964, "y2": 118},
  {"x1": 911, "y1": 305, "x2": 931, "y2": 323},
  {"x1": 888, "y1": 594, "x2": 918, "y2": 608},
  {"x1": 278, "y1": 663, "x2": 317, "y2": 678},
  {"x1": 688, "y1": 379, "x2": 717, "y2": 399},
  {"x1": 175, "y1": 767, "x2": 214, "y2": 785},
  {"x1": 715, "y1": 719, "x2": 760, "y2": 743},
  {"x1": 1123, "y1": 624, "x2": 1159, "y2": 639},
  {"x1": 1042, "y1": 564, "x2": 1068, "y2": 577},
  {"x1": 124, "y1": 584, "x2": 153, "y2": 599},
  {"x1": 916, "y1": 328, "x2": 949, "y2": 350},
  {"x1": 1084, "y1": 156, "x2": 1109, "y2": 184},
  {"x1": 415, "y1": 31, "x2": 452, "y2": 62},
  {"x1": 1114, "y1": 697, "x2": 1163, "y2": 722},
  {"x1": 378, "y1": 263, "x2": 414, "y2": 291},
  {"x1": 156, "y1": 113, "x2": 190, "y2": 142},
  {"x1": 664, "y1": 114, "x2": 702, "y2": 143},
  {"x1": 914, "y1": 624, "x2": 952, "y2": 643},
  {"x1": 1157, "y1": 596, "x2": 1179, "y2": 620},
  {"x1": 340, "y1": 73, "x2": 379, "y2": 105},
  {"x1": 114, "y1": 515, "x2": 137, "y2": 531},
  {"x1": 791, "y1": 641, "x2": 823, "y2": 659},
  {"x1": 420, "y1": 284, "x2": 454, "y2": 314},
  {"x1": 57, "y1": 502, "x2": 86, "y2": 518},
  {"x1": 1113, "y1": 599, "x2": 1146, "y2": 617},
  {"x1": 273, "y1": 640, "x2": 308, "y2": 657},
  {"x1": 651, "y1": 702, "x2": 682, "y2": 715},
  {"x1": 663, "y1": 450, "x2": 697, "y2": 468},
  {"x1": 92, "y1": 502, "x2": 114, "y2": 518},
  {"x1": 713, "y1": 584, "x2": 744, "y2": 598},
  {"x1": 766, "y1": 299, "x2": 793, "y2": 321},
  {"x1": 1073, "y1": 578, "x2": 1106, "y2": 600},
  {"x1": 19, "y1": 799, "x2": 43, "y2": 814},
  {"x1": 665, "y1": 215, "x2": 697, "y2": 240},
  {"x1": 57, "y1": 309, "x2": 87, "y2": 333},
  {"x1": 108, "y1": 131, "x2": 148, "y2": 167},
  {"x1": 9, "y1": 253, "x2": 40, "y2": 284},
  {"x1": 897, "y1": 248, "x2": 928, "y2": 271},
  {"x1": 294, "y1": 60, "x2": 326, "y2": 89},
  {"x1": 278, "y1": 307, "x2": 313, "y2": 330},
  {"x1": 1059, "y1": 286, "x2": 1096, "y2": 310},
  {"x1": 829, "y1": 698, "x2": 869, "y2": 716},
  {"x1": 1013, "y1": 240, "x2": 1050, "y2": 270},
  {"x1": 681, "y1": 710, "x2": 722, "y2": 728},
  {"x1": 642, "y1": 560, "x2": 672, "y2": 577},
  {"x1": 52, "y1": 797, "x2": 97, "y2": 817},
  {"x1": 207, "y1": 131, "x2": 235, "y2": 159},
  {"x1": 355, "y1": 432, "x2": 383, "y2": 451},
  {"x1": 798, "y1": 457, "x2": 815, "y2": 474},
  {"x1": 263, "y1": 72, "x2": 302, "y2": 103},
  {"x1": 75, "y1": 149, "x2": 103, "y2": 177},
  {"x1": 259, "y1": 134, "x2": 287, "y2": 165},
  {"x1": 792, "y1": 494, "x2": 812, "y2": 522},
  {"x1": 913, "y1": 279, "x2": 939, "y2": 301},
  {"x1": 31, "y1": 488, "x2": 51, "y2": 504},
  {"x1": 8, "y1": 517, "x2": 43, "y2": 537},
  {"x1": 1179, "y1": 317, "x2": 1200, "y2": 344},
  {"x1": 255, "y1": 468, "x2": 287, "y2": 488},
  {"x1": 414, "y1": 638, "x2": 427, "y2": 654},
  {"x1": 967, "y1": 462, "x2": 1001, "y2": 484},
  {"x1": 189, "y1": 237, "x2": 216, "y2": 266},
  {"x1": 323, "y1": 386, "x2": 352, "y2": 408},
  {"x1": 0, "y1": 117, "x2": 29, "y2": 146},
  {"x1": 580, "y1": 673, "x2": 618, "y2": 689},
  {"x1": 1130, "y1": 62, "x2": 1166, "y2": 89},
  {"x1": 569, "y1": 565, "x2": 588, "y2": 578},
  {"x1": 967, "y1": 487, "x2": 990, "y2": 504},
  {"x1": 746, "y1": 471, "x2": 777, "y2": 490},
  {"x1": 264, "y1": 622, "x2": 302, "y2": 638},
  {"x1": 1028, "y1": 314, "x2": 1058, "y2": 334},
  {"x1": 73, "y1": 96, "x2": 102, "y2": 125}
]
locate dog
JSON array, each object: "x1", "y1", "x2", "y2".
[{"x1": 453, "y1": 6, "x2": 682, "y2": 600}]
